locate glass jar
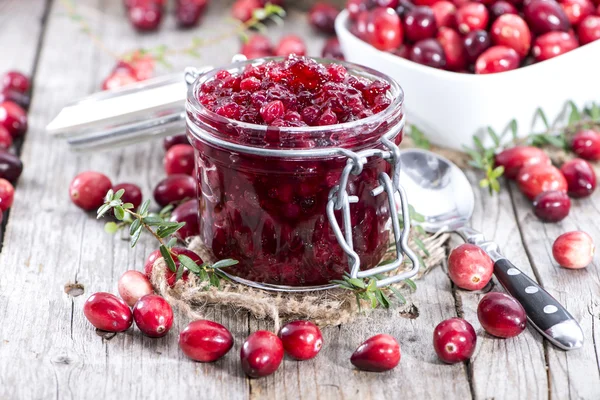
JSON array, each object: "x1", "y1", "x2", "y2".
[{"x1": 186, "y1": 58, "x2": 406, "y2": 290}]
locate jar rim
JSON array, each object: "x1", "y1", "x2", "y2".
[{"x1": 186, "y1": 56, "x2": 405, "y2": 136}]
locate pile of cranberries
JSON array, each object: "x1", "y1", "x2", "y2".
[
  {"x1": 346, "y1": 0, "x2": 600, "y2": 73},
  {"x1": 125, "y1": 0, "x2": 210, "y2": 31},
  {"x1": 494, "y1": 137, "x2": 598, "y2": 222},
  {"x1": 0, "y1": 71, "x2": 29, "y2": 223},
  {"x1": 102, "y1": 51, "x2": 156, "y2": 91}
]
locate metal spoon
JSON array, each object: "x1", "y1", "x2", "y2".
[{"x1": 399, "y1": 148, "x2": 583, "y2": 350}]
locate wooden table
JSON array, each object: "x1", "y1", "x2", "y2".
[{"x1": 1, "y1": 1, "x2": 598, "y2": 398}]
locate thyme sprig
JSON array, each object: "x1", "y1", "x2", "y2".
[{"x1": 98, "y1": 189, "x2": 238, "y2": 288}]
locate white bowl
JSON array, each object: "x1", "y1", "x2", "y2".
[{"x1": 335, "y1": 10, "x2": 600, "y2": 150}]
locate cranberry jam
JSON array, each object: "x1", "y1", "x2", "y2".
[{"x1": 187, "y1": 56, "x2": 404, "y2": 288}]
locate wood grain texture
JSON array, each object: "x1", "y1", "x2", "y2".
[{"x1": 0, "y1": 0, "x2": 598, "y2": 398}]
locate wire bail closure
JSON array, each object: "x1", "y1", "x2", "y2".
[{"x1": 326, "y1": 136, "x2": 420, "y2": 288}]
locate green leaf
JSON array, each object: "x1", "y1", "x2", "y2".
[
  {"x1": 409, "y1": 125, "x2": 431, "y2": 150},
  {"x1": 487, "y1": 127, "x2": 500, "y2": 146},
  {"x1": 412, "y1": 236, "x2": 430, "y2": 257},
  {"x1": 366, "y1": 291, "x2": 378, "y2": 308},
  {"x1": 130, "y1": 226, "x2": 143, "y2": 248},
  {"x1": 374, "y1": 290, "x2": 390, "y2": 309},
  {"x1": 114, "y1": 189, "x2": 125, "y2": 200},
  {"x1": 114, "y1": 206, "x2": 125, "y2": 221},
  {"x1": 156, "y1": 222, "x2": 186, "y2": 238},
  {"x1": 568, "y1": 101, "x2": 581, "y2": 124},
  {"x1": 347, "y1": 278, "x2": 366, "y2": 289},
  {"x1": 198, "y1": 269, "x2": 209, "y2": 282},
  {"x1": 160, "y1": 245, "x2": 177, "y2": 273},
  {"x1": 491, "y1": 166, "x2": 505, "y2": 179},
  {"x1": 209, "y1": 273, "x2": 220, "y2": 288},
  {"x1": 590, "y1": 103, "x2": 600, "y2": 121},
  {"x1": 367, "y1": 278, "x2": 377, "y2": 293},
  {"x1": 177, "y1": 255, "x2": 202, "y2": 273},
  {"x1": 176, "y1": 264, "x2": 185, "y2": 281},
  {"x1": 97, "y1": 204, "x2": 111, "y2": 219},
  {"x1": 105, "y1": 189, "x2": 114, "y2": 202},
  {"x1": 104, "y1": 222, "x2": 119, "y2": 234},
  {"x1": 404, "y1": 279, "x2": 417, "y2": 291},
  {"x1": 211, "y1": 259, "x2": 239, "y2": 269},
  {"x1": 389, "y1": 286, "x2": 406, "y2": 304},
  {"x1": 536, "y1": 107, "x2": 550, "y2": 129},
  {"x1": 122, "y1": 202, "x2": 134, "y2": 210},
  {"x1": 408, "y1": 204, "x2": 425, "y2": 222},
  {"x1": 479, "y1": 179, "x2": 490, "y2": 188},
  {"x1": 472, "y1": 136, "x2": 485, "y2": 152},
  {"x1": 129, "y1": 219, "x2": 141, "y2": 236},
  {"x1": 166, "y1": 237, "x2": 178, "y2": 248},
  {"x1": 509, "y1": 119, "x2": 518, "y2": 139},
  {"x1": 142, "y1": 215, "x2": 164, "y2": 226},
  {"x1": 491, "y1": 179, "x2": 500, "y2": 193},
  {"x1": 159, "y1": 204, "x2": 174, "y2": 218},
  {"x1": 138, "y1": 199, "x2": 150, "y2": 216}
]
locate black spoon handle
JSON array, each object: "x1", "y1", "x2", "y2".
[{"x1": 494, "y1": 258, "x2": 582, "y2": 350}]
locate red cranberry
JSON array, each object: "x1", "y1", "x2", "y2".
[
  {"x1": 309, "y1": 3, "x2": 340, "y2": 34},
  {"x1": 394, "y1": 44, "x2": 413, "y2": 57},
  {"x1": 517, "y1": 163, "x2": 568, "y2": 200},
  {"x1": 179, "y1": 320, "x2": 234, "y2": 362},
  {"x1": 1, "y1": 71, "x2": 30, "y2": 94},
  {"x1": 240, "y1": 330, "x2": 284, "y2": 378},
  {"x1": 231, "y1": 0, "x2": 261, "y2": 22},
  {"x1": 322, "y1": 37, "x2": 345, "y2": 59},
  {"x1": 175, "y1": 0, "x2": 208, "y2": 27},
  {"x1": 463, "y1": 29, "x2": 492, "y2": 62},
  {"x1": 128, "y1": 1, "x2": 162, "y2": 31},
  {"x1": 0, "y1": 126, "x2": 12, "y2": 150},
  {"x1": 367, "y1": 8, "x2": 404, "y2": 50},
  {"x1": 118, "y1": 270, "x2": 154, "y2": 307},
  {"x1": 560, "y1": 158, "x2": 597, "y2": 198},
  {"x1": 153, "y1": 174, "x2": 196, "y2": 207},
  {"x1": 552, "y1": 231, "x2": 595, "y2": 269},
  {"x1": 133, "y1": 294, "x2": 173, "y2": 337},
  {"x1": 490, "y1": 14, "x2": 532, "y2": 57},
  {"x1": 477, "y1": 292, "x2": 527, "y2": 338},
  {"x1": 495, "y1": 146, "x2": 551, "y2": 179},
  {"x1": 532, "y1": 31, "x2": 579, "y2": 61},
  {"x1": 377, "y1": 0, "x2": 400, "y2": 6},
  {"x1": 164, "y1": 144, "x2": 195, "y2": 176},
  {"x1": 112, "y1": 182, "x2": 143, "y2": 210},
  {"x1": 578, "y1": 15, "x2": 600, "y2": 44},
  {"x1": 524, "y1": 0, "x2": 571, "y2": 35},
  {"x1": 0, "y1": 178, "x2": 14, "y2": 212},
  {"x1": 410, "y1": 38, "x2": 447, "y2": 68},
  {"x1": 437, "y1": 27, "x2": 467, "y2": 70},
  {"x1": 559, "y1": 0, "x2": 594, "y2": 25},
  {"x1": 278, "y1": 320, "x2": 323, "y2": 360},
  {"x1": 0, "y1": 101, "x2": 27, "y2": 138},
  {"x1": 350, "y1": 334, "x2": 401, "y2": 372},
  {"x1": 84, "y1": 292, "x2": 133, "y2": 332},
  {"x1": 490, "y1": 1, "x2": 518, "y2": 21},
  {"x1": 533, "y1": 190, "x2": 571, "y2": 222},
  {"x1": 448, "y1": 243, "x2": 494, "y2": 290},
  {"x1": 240, "y1": 34, "x2": 273, "y2": 59},
  {"x1": 431, "y1": 1, "x2": 457, "y2": 28},
  {"x1": 274, "y1": 35, "x2": 307, "y2": 57},
  {"x1": 69, "y1": 171, "x2": 112, "y2": 211},
  {"x1": 404, "y1": 6, "x2": 438, "y2": 42},
  {"x1": 433, "y1": 318, "x2": 476, "y2": 364},
  {"x1": 0, "y1": 88, "x2": 30, "y2": 110},
  {"x1": 571, "y1": 130, "x2": 600, "y2": 160},
  {"x1": 456, "y1": 3, "x2": 489, "y2": 34},
  {"x1": 102, "y1": 69, "x2": 138, "y2": 91},
  {"x1": 0, "y1": 151, "x2": 23, "y2": 183},
  {"x1": 475, "y1": 45, "x2": 520, "y2": 74},
  {"x1": 347, "y1": 0, "x2": 374, "y2": 20},
  {"x1": 144, "y1": 247, "x2": 200, "y2": 286},
  {"x1": 163, "y1": 134, "x2": 190, "y2": 150},
  {"x1": 123, "y1": 51, "x2": 155, "y2": 81},
  {"x1": 415, "y1": 0, "x2": 445, "y2": 5},
  {"x1": 170, "y1": 199, "x2": 200, "y2": 241}
]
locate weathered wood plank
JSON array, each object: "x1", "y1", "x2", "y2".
[
  {"x1": 509, "y1": 181, "x2": 600, "y2": 400},
  {"x1": 455, "y1": 171, "x2": 549, "y2": 400}
]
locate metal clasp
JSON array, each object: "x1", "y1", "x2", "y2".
[{"x1": 326, "y1": 137, "x2": 420, "y2": 288}]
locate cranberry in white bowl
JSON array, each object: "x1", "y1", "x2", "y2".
[{"x1": 335, "y1": 6, "x2": 600, "y2": 150}]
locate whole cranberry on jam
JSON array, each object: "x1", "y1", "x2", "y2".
[
  {"x1": 448, "y1": 243, "x2": 494, "y2": 290},
  {"x1": 433, "y1": 318, "x2": 477, "y2": 364},
  {"x1": 477, "y1": 292, "x2": 527, "y2": 338},
  {"x1": 560, "y1": 158, "x2": 597, "y2": 198},
  {"x1": 278, "y1": 320, "x2": 323, "y2": 360},
  {"x1": 69, "y1": 171, "x2": 112, "y2": 211},
  {"x1": 571, "y1": 130, "x2": 600, "y2": 161},
  {"x1": 533, "y1": 190, "x2": 571, "y2": 222}
]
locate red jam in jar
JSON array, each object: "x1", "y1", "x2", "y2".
[{"x1": 187, "y1": 56, "x2": 404, "y2": 288}]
